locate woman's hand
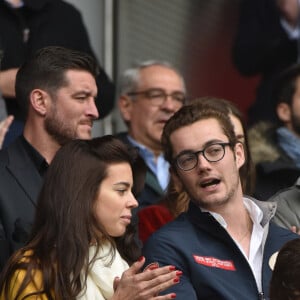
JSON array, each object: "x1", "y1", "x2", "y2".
[
  {"x1": 112, "y1": 256, "x2": 181, "y2": 300},
  {"x1": 291, "y1": 225, "x2": 300, "y2": 235}
]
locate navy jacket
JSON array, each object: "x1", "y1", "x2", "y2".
[{"x1": 143, "y1": 199, "x2": 299, "y2": 300}]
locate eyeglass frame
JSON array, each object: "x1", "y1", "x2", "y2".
[
  {"x1": 173, "y1": 142, "x2": 233, "y2": 171},
  {"x1": 127, "y1": 88, "x2": 186, "y2": 106}
]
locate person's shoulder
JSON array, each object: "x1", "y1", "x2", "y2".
[
  {"x1": 0, "y1": 142, "x2": 13, "y2": 166},
  {"x1": 6, "y1": 251, "x2": 47, "y2": 299},
  {"x1": 0, "y1": 137, "x2": 25, "y2": 164},
  {"x1": 269, "y1": 180, "x2": 300, "y2": 203},
  {"x1": 269, "y1": 220, "x2": 299, "y2": 238},
  {"x1": 47, "y1": 0, "x2": 82, "y2": 17},
  {"x1": 0, "y1": 147, "x2": 8, "y2": 164},
  {"x1": 145, "y1": 213, "x2": 192, "y2": 241},
  {"x1": 115, "y1": 132, "x2": 130, "y2": 144}
]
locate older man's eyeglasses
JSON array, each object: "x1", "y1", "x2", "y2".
[
  {"x1": 174, "y1": 142, "x2": 232, "y2": 171},
  {"x1": 127, "y1": 88, "x2": 186, "y2": 107}
]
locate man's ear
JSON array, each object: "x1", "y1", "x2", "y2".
[
  {"x1": 235, "y1": 142, "x2": 245, "y2": 170},
  {"x1": 277, "y1": 102, "x2": 291, "y2": 123},
  {"x1": 30, "y1": 89, "x2": 49, "y2": 116},
  {"x1": 118, "y1": 95, "x2": 133, "y2": 122}
]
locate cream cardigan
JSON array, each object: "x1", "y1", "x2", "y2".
[{"x1": 77, "y1": 244, "x2": 129, "y2": 300}]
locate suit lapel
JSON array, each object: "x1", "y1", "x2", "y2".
[
  {"x1": 145, "y1": 170, "x2": 164, "y2": 195},
  {"x1": 6, "y1": 138, "x2": 43, "y2": 207}
]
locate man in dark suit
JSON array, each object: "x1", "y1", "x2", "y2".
[
  {"x1": 116, "y1": 60, "x2": 186, "y2": 209},
  {"x1": 233, "y1": 0, "x2": 300, "y2": 125},
  {"x1": 0, "y1": 46, "x2": 99, "y2": 269}
]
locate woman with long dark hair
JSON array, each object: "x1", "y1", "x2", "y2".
[{"x1": 0, "y1": 136, "x2": 180, "y2": 299}]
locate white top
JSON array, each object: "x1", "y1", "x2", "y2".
[{"x1": 77, "y1": 244, "x2": 129, "y2": 300}]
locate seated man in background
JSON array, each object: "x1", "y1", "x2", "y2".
[
  {"x1": 143, "y1": 100, "x2": 298, "y2": 299},
  {"x1": 249, "y1": 63, "x2": 300, "y2": 200},
  {"x1": 117, "y1": 60, "x2": 186, "y2": 209},
  {"x1": 0, "y1": 46, "x2": 99, "y2": 270},
  {"x1": 269, "y1": 176, "x2": 300, "y2": 234}
]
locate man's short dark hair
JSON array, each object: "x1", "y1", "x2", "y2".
[
  {"x1": 15, "y1": 46, "x2": 99, "y2": 117},
  {"x1": 274, "y1": 63, "x2": 300, "y2": 107}
]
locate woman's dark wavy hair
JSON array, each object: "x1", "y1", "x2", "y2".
[
  {"x1": 0, "y1": 136, "x2": 142, "y2": 300},
  {"x1": 270, "y1": 238, "x2": 300, "y2": 300}
]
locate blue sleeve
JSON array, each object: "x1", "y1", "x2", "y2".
[{"x1": 142, "y1": 233, "x2": 198, "y2": 299}]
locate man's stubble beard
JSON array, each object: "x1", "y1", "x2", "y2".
[
  {"x1": 187, "y1": 168, "x2": 241, "y2": 211},
  {"x1": 44, "y1": 106, "x2": 77, "y2": 146}
]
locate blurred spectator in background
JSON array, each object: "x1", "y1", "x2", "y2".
[
  {"x1": 0, "y1": 0, "x2": 115, "y2": 147},
  {"x1": 269, "y1": 238, "x2": 300, "y2": 300},
  {"x1": 248, "y1": 63, "x2": 300, "y2": 200},
  {"x1": 269, "y1": 176, "x2": 300, "y2": 234},
  {"x1": 116, "y1": 60, "x2": 186, "y2": 209},
  {"x1": 233, "y1": 0, "x2": 300, "y2": 125}
]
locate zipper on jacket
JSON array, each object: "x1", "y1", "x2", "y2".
[{"x1": 258, "y1": 292, "x2": 265, "y2": 300}]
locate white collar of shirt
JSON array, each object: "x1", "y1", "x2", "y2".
[
  {"x1": 281, "y1": 18, "x2": 300, "y2": 39},
  {"x1": 200, "y1": 197, "x2": 264, "y2": 292}
]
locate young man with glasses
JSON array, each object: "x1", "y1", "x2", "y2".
[
  {"x1": 117, "y1": 60, "x2": 186, "y2": 209},
  {"x1": 142, "y1": 100, "x2": 298, "y2": 299}
]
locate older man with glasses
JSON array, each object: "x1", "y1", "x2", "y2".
[
  {"x1": 142, "y1": 99, "x2": 299, "y2": 300},
  {"x1": 117, "y1": 60, "x2": 186, "y2": 209}
]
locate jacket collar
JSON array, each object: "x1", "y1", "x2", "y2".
[
  {"x1": 5, "y1": 136, "x2": 43, "y2": 206},
  {"x1": 187, "y1": 196, "x2": 277, "y2": 229}
]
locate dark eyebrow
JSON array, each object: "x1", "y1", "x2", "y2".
[
  {"x1": 113, "y1": 182, "x2": 131, "y2": 188},
  {"x1": 72, "y1": 90, "x2": 91, "y2": 96}
]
